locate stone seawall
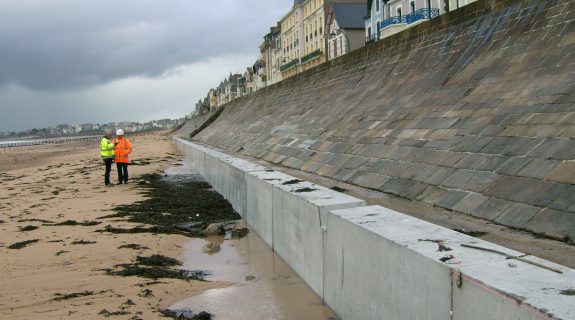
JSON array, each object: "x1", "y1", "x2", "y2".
[{"x1": 185, "y1": 0, "x2": 575, "y2": 242}]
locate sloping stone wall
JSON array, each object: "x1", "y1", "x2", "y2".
[{"x1": 189, "y1": 0, "x2": 575, "y2": 242}]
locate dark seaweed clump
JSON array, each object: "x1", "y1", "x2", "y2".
[
  {"x1": 71, "y1": 240, "x2": 97, "y2": 245},
  {"x1": 53, "y1": 291, "x2": 96, "y2": 301},
  {"x1": 19, "y1": 225, "x2": 39, "y2": 232},
  {"x1": 98, "y1": 173, "x2": 239, "y2": 237},
  {"x1": 46, "y1": 220, "x2": 101, "y2": 227},
  {"x1": 160, "y1": 309, "x2": 213, "y2": 320},
  {"x1": 453, "y1": 229, "x2": 488, "y2": 238},
  {"x1": 118, "y1": 244, "x2": 150, "y2": 250},
  {"x1": 8, "y1": 239, "x2": 40, "y2": 249},
  {"x1": 105, "y1": 254, "x2": 209, "y2": 281}
]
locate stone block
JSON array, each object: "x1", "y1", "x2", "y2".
[
  {"x1": 470, "y1": 198, "x2": 513, "y2": 220},
  {"x1": 527, "y1": 138, "x2": 575, "y2": 160},
  {"x1": 494, "y1": 203, "x2": 542, "y2": 229},
  {"x1": 516, "y1": 159, "x2": 561, "y2": 179},
  {"x1": 423, "y1": 167, "x2": 457, "y2": 186},
  {"x1": 452, "y1": 193, "x2": 490, "y2": 215},
  {"x1": 546, "y1": 161, "x2": 575, "y2": 184},
  {"x1": 434, "y1": 190, "x2": 469, "y2": 210},
  {"x1": 502, "y1": 178, "x2": 554, "y2": 205},
  {"x1": 480, "y1": 137, "x2": 541, "y2": 156},
  {"x1": 379, "y1": 178, "x2": 415, "y2": 196},
  {"x1": 525, "y1": 209, "x2": 575, "y2": 241},
  {"x1": 534, "y1": 183, "x2": 575, "y2": 211},
  {"x1": 351, "y1": 173, "x2": 390, "y2": 190},
  {"x1": 494, "y1": 157, "x2": 531, "y2": 175},
  {"x1": 441, "y1": 170, "x2": 501, "y2": 193}
]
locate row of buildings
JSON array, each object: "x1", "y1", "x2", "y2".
[
  {"x1": 194, "y1": 0, "x2": 477, "y2": 114},
  {"x1": 1, "y1": 119, "x2": 185, "y2": 138}
]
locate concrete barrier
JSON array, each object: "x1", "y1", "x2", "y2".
[{"x1": 172, "y1": 137, "x2": 575, "y2": 320}]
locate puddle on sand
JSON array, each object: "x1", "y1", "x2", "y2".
[{"x1": 170, "y1": 232, "x2": 337, "y2": 320}]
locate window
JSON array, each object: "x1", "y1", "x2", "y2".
[
  {"x1": 410, "y1": 1, "x2": 416, "y2": 13},
  {"x1": 397, "y1": 6, "x2": 402, "y2": 17},
  {"x1": 376, "y1": 0, "x2": 380, "y2": 12}
]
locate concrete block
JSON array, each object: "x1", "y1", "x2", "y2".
[
  {"x1": 245, "y1": 170, "x2": 295, "y2": 247},
  {"x1": 327, "y1": 206, "x2": 575, "y2": 320},
  {"x1": 272, "y1": 180, "x2": 366, "y2": 297}
]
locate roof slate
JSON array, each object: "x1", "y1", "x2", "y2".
[{"x1": 333, "y1": 3, "x2": 367, "y2": 29}]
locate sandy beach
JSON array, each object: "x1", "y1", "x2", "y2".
[{"x1": 0, "y1": 132, "x2": 228, "y2": 319}]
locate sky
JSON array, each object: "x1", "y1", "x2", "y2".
[{"x1": 0, "y1": 0, "x2": 292, "y2": 132}]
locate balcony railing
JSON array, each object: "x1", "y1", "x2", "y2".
[
  {"x1": 379, "y1": 8, "x2": 440, "y2": 30},
  {"x1": 405, "y1": 8, "x2": 440, "y2": 24},
  {"x1": 379, "y1": 15, "x2": 407, "y2": 29},
  {"x1": 365, "y1": 33, "x2": 378, "y2": 43},
  {"x1": 280, "y1": 58, "x2": 299, "y2": 72},
  {"x1": 300, "y1": 49, "x2": 322, "y2": 64}
]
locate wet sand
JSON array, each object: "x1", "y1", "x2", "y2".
[{"x1": 0, "y1": 133, "x2": 228, "y2": 319}]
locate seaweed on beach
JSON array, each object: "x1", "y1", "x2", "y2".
[
  {"x1": 53, "y1": 291, "x2": 96, "y2": 301},
  {"x1": 99, "y1": 309, "x2": 131, "y2": 317},
  {"x1": 45, "y1": 220, "x2": 101, "y2": 227},
  {"x1": 160, "y1": 309, "x2": 213, "y2": 320},
  {"x1": 19, "y1": 225, "x2": 39, "y2": 232},
  {"x1": 18, "y1": 218, "x2": 53, "y2": 223},
  {"x1": 71, "y1": 240, "x2": 97, "y2": 245},
  {"x1": 8, "y1": 239, "x2": 39, "y2": 249},
  {"x1": 118, "y1": 244, "x2": 150, "y2": 250},
  {"x1": 97, "y1": 173, "x2": 239, "y2": 237},
  {"x1": 105, "y1": 254, "x2": 209, "y2": 281}
]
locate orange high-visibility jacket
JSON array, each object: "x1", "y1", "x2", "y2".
[{"x1": 114, "y1": 137, "x2": 133, "y2": 163}]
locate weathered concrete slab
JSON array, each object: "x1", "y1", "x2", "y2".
[
  {"x1": 326, "y1": 206, "x2": 575, "y2": 320},
  {"x1": 272, "y1": 179, "x2": 366, "y2": 297}
]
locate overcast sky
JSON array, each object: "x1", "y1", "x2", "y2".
[{"x1": 0, "y1": 0, "x2": 292, "y2": 132}]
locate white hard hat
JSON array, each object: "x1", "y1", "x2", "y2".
[{"x1": 116, "y1": 129, "x2": 124, "y2": 136}]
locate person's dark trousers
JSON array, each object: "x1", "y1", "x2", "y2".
[
  {"x1": 116, "y1": 162, "x2": 129, "y2": 184},
  {"x1": 103, "y1": 158, "x2": 113, "y2": 185}
]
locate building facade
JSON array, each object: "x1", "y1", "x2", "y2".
[{"x1": 327, "y1": 2, "x2": 367, "y2": 60}]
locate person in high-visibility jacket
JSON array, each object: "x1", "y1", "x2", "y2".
[
  {"x1": 114, "y1": 129, "x2": 133, "y2": 184},
  {"x1": 100, "y1": 132, "x2": 115, "y2": 186}
]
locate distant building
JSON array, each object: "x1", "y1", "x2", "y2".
[
  {"x1": 279, "y1": 0, "x2": 368, "y2": 79},
  {"x1": 279, "y1": 0, "x2": 306, "y2": 78},
  {"x1": 260, "y1": 25, "x2": 283, "y2": 86},
  {"x1": 208, "y1": 89, "x2": 218, "y2": 109},
  {"x1": 327, "y1": 2, "x2": 367, "y2": 60}
]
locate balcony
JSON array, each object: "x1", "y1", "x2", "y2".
[
  {"x1": 300, "y1": 49, "x2": 322, "y2": 64},
  {"x1": 280, "y1": 58, "x2": 300, "y2": 72},
  {"x1": 379, "y1": 8, "x2": 440, "y2": 30},
  {"x1": 365, "y1": 33, "x2": 378, "y2": 43},
  {"x1": 379, "y1": 15, "x2": 407, "y2": 29},
  {"x1": 405, "y1": 8, "x2": 440, "y2": 24}
]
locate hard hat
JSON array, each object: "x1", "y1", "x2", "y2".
[{"x1": 116, "y1": 129, "x2": 124, "y2": 136}]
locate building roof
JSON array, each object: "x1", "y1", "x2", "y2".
[
  {"x1": 332, "y1": 3, "x2": 367, "y2": 29},
  {"x1": 294, "y1": 0, "x2": 305, "y2": 5}
]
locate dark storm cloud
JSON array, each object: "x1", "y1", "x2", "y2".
[{"x1": 0, "y1": 0, "x2": 290, "y2": 91}]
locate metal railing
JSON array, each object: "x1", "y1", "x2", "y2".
[
  {"x1": 300, "y1": 49, "x2": 321, "y2": 64},
  {"x1": 405, "y1": 8, "x2": 440, "y2": 24},
  {"x1": 280, "y1": 58, "x2": 300, "y2": 72},
  {"x1": 379, "y1": 15, "x2": 407, "y2": 29},
  {"x1": 365, "y1": 33, "x2": 378, "y2": 43},
  {"x1": 379, "y1": 8, "x2": 440, "y2": 30}
]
